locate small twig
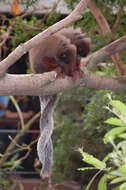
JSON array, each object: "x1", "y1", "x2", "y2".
[
  {"x1": 0, "y1": 19, "x2": 17, "y2": 47},
  {"x1": 41, "y1": 0, "x2": 61, "y2": 23},
  {"x1": 0, "y1": 112, "x2": 40, "y2": 167},
  {"x1": 8, "y1": 135, "x2": 22, "y2": 148},
  {"x1": 10, "y1": 96, "x2": 25, "y2": 129},
  {"x1": 17, "y1": 147, "x2": 31, "y2": 163},
  {"x1": 111, "y1": 5, "x2": 123, "y2": 40}
]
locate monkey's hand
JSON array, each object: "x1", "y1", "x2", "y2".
[
  {"x1": 70, "y1": 58, "x2": 83, "y2": 82},
  {"x1": 53, "y1": 66, "x2": 66, "y2": 79},
  {"x1": 42, "y1": 57, "x2": 66, "y2": 78}
]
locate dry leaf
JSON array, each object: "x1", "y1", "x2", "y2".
[{"x1": 12, "y1": 0, "x2": 21, "y2": 15}]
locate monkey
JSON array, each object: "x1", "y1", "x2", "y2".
[
  {"x1": 29, "y1": 30, "x2": 90, "y2": 179},
  {"x1": 29, "y1": 29, "x2": 91, "y2": 178},
  {"x1": 29, "y1": 33, "x2": 79, "y2": 179}
]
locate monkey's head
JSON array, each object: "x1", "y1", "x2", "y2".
[
  {"x1": 40, "y1": 34, "x2": 77, "y2": 77},
  {"x1": 56, "y1": 43, "x2": 77, "y2": 76},
  {"x1": 58, "y1": 27, "x2": 91, "y2": 58}
]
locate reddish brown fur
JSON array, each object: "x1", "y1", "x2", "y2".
[
  {"x1": 29, "y1": 33, "x2": 77, "y2": 79},
  {"x1": 58, "y1": 27, "x2": 91, "y2": 58},
  {"x1": 29, "y1": 29, "x2": 91, "y2": 81},
  {"x1": 58, "y1": 27, "x2": 91, "y2": 80}
]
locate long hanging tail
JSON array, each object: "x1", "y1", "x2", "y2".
[{"x1": 37, "y1": 94, "x2": 58, "y2": 179}]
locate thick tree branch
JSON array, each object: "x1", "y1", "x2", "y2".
[
  {"x1": 82, "y1": 68, "x2": 126, "y2": 91},
  {"x1": 0, "y1": 68, "x2": 126, "y2": 97},
  {"x1": 86, "y1": 36, "x2": 126, "y2": 69},
  {"x1": 0, "y1": 0, "x2": 89, "y2": 76}
]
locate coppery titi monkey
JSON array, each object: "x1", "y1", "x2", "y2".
[
  {"x1": 29, "y1": 33, "x2": 78, "y2": 179},
  {"x1": 29, "y1": 30, "x2": 90, "y2": 178}
]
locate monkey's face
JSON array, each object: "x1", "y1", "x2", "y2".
[{"x1": 56, "y1": 44, "x2": 77, "y2": 76}]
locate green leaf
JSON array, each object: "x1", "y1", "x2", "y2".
[
  {"x1": 111, "y1": 100, "x2": 126, "y2": 117},
  {"x1": 97, "y1": 174, "x2": 107, "y2": 190},
  {"x1": 79, "y1": 148, "x2": 106, "y2": 170},
  {"x1": 113, "y1": 186, "x2": 120, "y2": 190},
  {"x1": 118, "y1": 165, "x2": 126, "y2": 175},
  {"x1": 104, "y1": 127, "x2": 126, "y2": 143},
  {"x1": 104, "y1": 118, "x2": 125, "y2": 127},
  {"x1": 86, "y1": 171, "x2": 101, "y2": 190},
  {"x1": 110, "y1": 170, "x2": 124, "y2": 177},
  {"x1": 119, "y1": 182, "x2": 126, "y2": 190},
  {"x1": 118, "y1": 133, "x2": 126, "y2": 139},
  {"x1": 111, "y1": 177, "x2": 126, "y2": 184},
  {"x1": 78, "y1": 167, "x2": 95, "y2": 171}
]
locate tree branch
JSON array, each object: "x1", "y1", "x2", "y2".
[
  {"x1": 86, "y1": 36, "x2": 126, "y2": 69},
  {"x1": 111, "y1": 5, "x2": 123, "y2": 40}
]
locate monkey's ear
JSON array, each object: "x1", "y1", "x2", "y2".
[
  {"x1": 84, "y1": 37, "x2": 91, "y2": 51},
  {"x1": 83, "y1": 37, "x2": 91, "y2": 57},
  {"x1": 77, "y1": 37, "x2": 91, "y2": 57}
]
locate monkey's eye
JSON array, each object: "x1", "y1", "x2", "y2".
[
  {"x1": 60, "y1": 51, "x2": 70, "y2": 59},
  {"x1": 60, "y1": 53, "x2": 67, "y2": 58}
]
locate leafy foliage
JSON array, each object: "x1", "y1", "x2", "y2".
[{"x1": 79, "y1": 95, "x2": 126, "y2": 190}]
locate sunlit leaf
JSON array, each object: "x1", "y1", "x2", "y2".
[
  {"x1": 104, "y1": 118, "x2": 125, "y2": 127},
  {"x1": 119, "y1": 182, "x2": 126, "y2": 190},
  {"x1": 78, "y1": 167, "x2": 95, "y2": 171},
  {"x1": 111, "y1": 176, "x2": 126, "y2": 184},
  {"x1": 118, "y1": 133, "x2": 126, "y2": 139},
  {"x1": 79, "y1": 148, "x2": 106, "y2": 169},
  {"x1": 113, "y1": 186, "x2": 120, "y2": 190},
  {"x1": 110, "y1": 170, "x2": 124, "y2": 177},
  {"x1": 104, "y1": 127, "x2": 126, "y2": 143},
  {"x1": 111, "y1": 100, "x2": 126, "y2": 117},
  {"x1": 118, "y1": 165, "x2": 126, "y2": 175},
  {"x1": 85, "y1": 171, "x2": 101, "y2": 190},
  {"x1": 97, "y1": 174, "x2": 107, "y2": 190}
]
